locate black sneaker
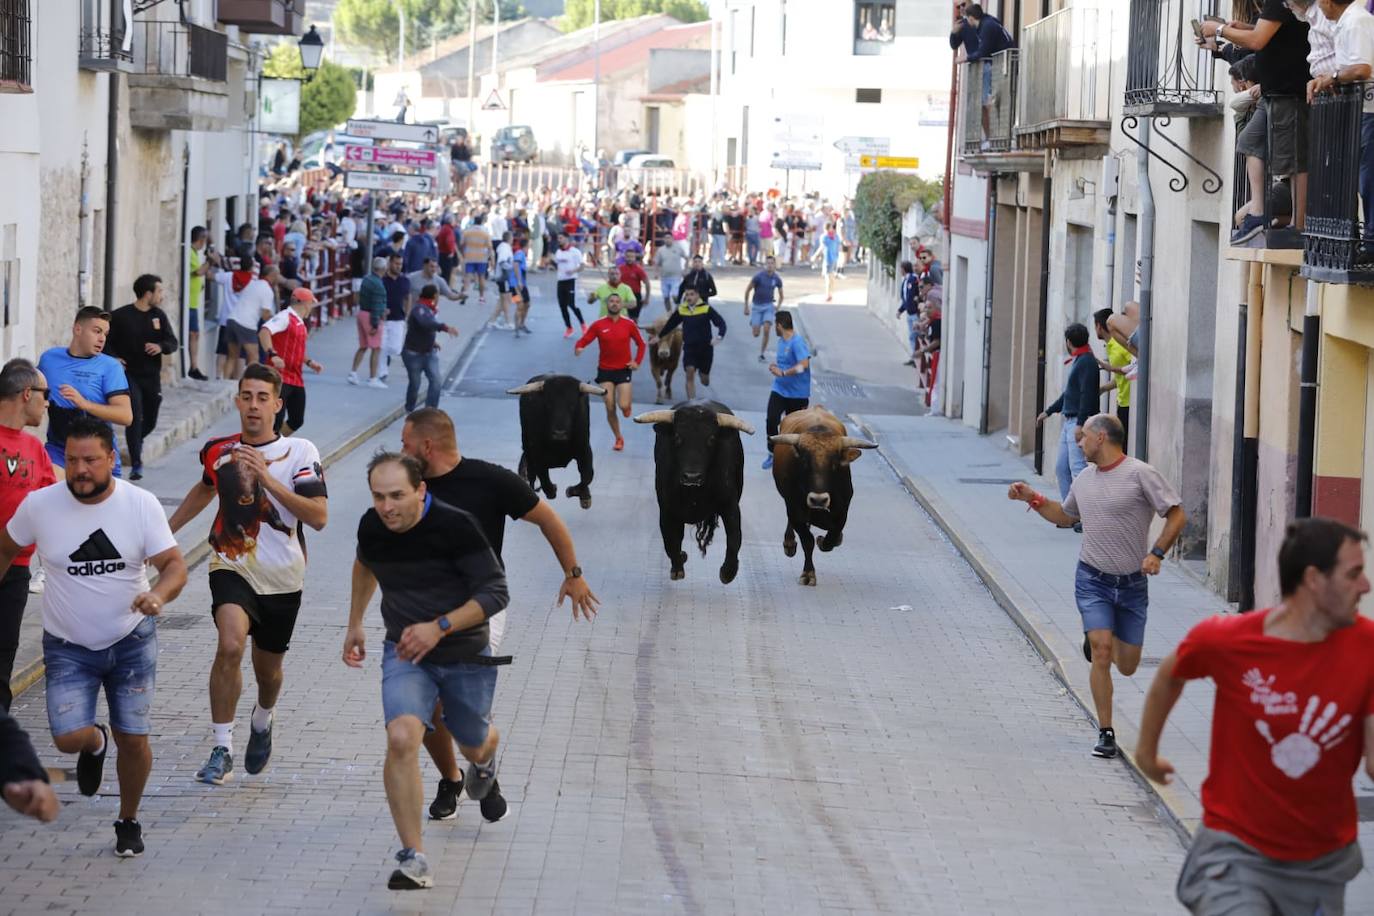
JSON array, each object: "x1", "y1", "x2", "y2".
[
  {"x1": 113, "y1": 818, "x2": 144, "y2": 857},
  {"x1": 1083, "y1": 634, "x2": 1093, "y2": 664},
  {"x1": 464, "y1": 757, "x2": 498, "y2": 801},
  {"x1": 77, "y1": 724, "x2": 108, "y2": 796},
  {"x1": 479, "y1": 779, "x2": 508, "y2": 822},
  {"x1": 1093, "y1": 728, "x2": 1119, "y2": 759},
  {"x1": 188, "y1": 368, "x2": 208, "y2": 381},
  {"x1": 244, "y1": 715, "x2": 273, "y2": 775},
  {"x1": 428, "y1": 775, "x2": 464, "y2": 821},
  {"x1": 129, "y1": 468, "x2": 143, "y2": 481}
]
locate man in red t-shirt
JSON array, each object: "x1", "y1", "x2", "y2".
[
  {"x1": 1136, "y1": 517, "x2": 1374, "y2": 914},
  {"x1": 574, "y1": 293, "x2": 645, "y2": 452},
  {"x1": 0, "y1": 359, "x2": 57, "y2": 711},
  {"x1": 617, "y1": 249, "x2": 651, "y2": 321},
  {"x1": 258, "y1": 287, "x2": 323, "y2": 436}
]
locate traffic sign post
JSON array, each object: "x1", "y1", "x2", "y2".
[
  {"x1": 482, "y1": 90, "x2": 505, "y2": 111},
  {"x1": 859, "y1": 154, "x2": 920, "y2": 170},
  {"x1": 345, "y1": 119, "x2": 441, "y2": 144},
  {"x1": 344, "y1": 145, "x2": 438, "y2": 169},
  {"x1": 345, "y1": 171, "x2": 435, "y2": 194}
]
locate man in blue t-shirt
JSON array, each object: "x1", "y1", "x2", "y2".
[
  {"x1": 743, "y1": 256, "x2": 785, "y2": 364},
  {"x1": 37, "y1": 307, "x2": 133, "y2": 473},
  {"x1": 762, "y1": 310, "x2": 811, "y2": 470}
]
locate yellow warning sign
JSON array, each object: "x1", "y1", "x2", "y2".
[{"x1": 859, "y1": 155, "x2": 919, "y2": 169}]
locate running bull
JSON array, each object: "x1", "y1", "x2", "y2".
[
  {"x1": 768, "y1": 406, "x2": 876, "y2": 586},
  {"x1": 633, "y1": 400, "x2": 755, "y2": 583},
  {"x1": 507, "y1": 373, "x2": 604, "y2": 509},
  {"x1": 639, "y1": 314, "x2": 682, "y2": 404}
]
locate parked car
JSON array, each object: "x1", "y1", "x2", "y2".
[
  {"x1": 490, "y1": 125, "x2": 538, "y2": 163},
  {"x1": 612, "y1": 148, "x2": 651, "y2": 167},
  {"x1": 622, "y1": 154, "x2": 678, "y2": 187}
]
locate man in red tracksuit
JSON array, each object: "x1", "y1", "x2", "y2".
[{"x1": 574, "y1": 293, "x2": 645, "y2": 452}]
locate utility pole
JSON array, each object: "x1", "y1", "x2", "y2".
[
  {"x1": 466, "y1": 1, "x2": 478, "y2": 132},
  {"x1": 593, "y1": 0, "x2": 601, "y2": 157},
  {"x1": 398, "y1": 5, "x2": 405, "y2": 73}
]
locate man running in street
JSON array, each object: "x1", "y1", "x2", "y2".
[
  {"x1": 653, "y1": 287, "x2": 726, "y2": 400},
  {"x1": 1137, "y1": 518, "x2": 1374, "y2": 915},
  {"x1": 38, "y1": 307, "x2": 133, "y2": 476},
  {"x1": 617, "y1": 249, "x2": 651, "y2": 321},
  {"x1": 679, "y1": 254, "x2": 718, "y2": 306},
  {"x1": 169, "y1": 364, "x2": 329, "y2": 786},
  {"x1": 762, "y1": 311, "x2": 810, "y2": 470},
  {"x1": 346, "y1": 451, "x2": 510, "y2": 890},
  {"x1": 575, "y1": 293, "x2": 646, "y2": 452},
  {"x1": 258, "y1": 287, "x2": 324, "y2": 436},
  {"x1": 0, "y1": 416, "x2": 186, "y2": 856},
  {"x1": 587, "y1": 266, "x2": 636, "y2": 319},
  {"x1": 379, "y1": 254, "x2": 412, "y2": 384},
  {"x1": 400, "y1": 408, "x2": 598, "y2": 820},
  {"x1": 106, "y1": 274, "x2": 178, "y2": 482},
  {"x1": 1007, "y1": 413, "x2": 1186, "y2": 758},
  {"x1": 744, "y1": 256, "x2": 785, "y2": 363},
  {"x1": 0, "y1": 360, "x2": 57, "y2": 712},
  {"x1": 553, "y1": 234, "x2": 587, "y2": 339},
  {"x1": 654, "y1": 233, "x2": 686, "y2": 312}
]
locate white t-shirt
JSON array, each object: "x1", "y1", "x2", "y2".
[
  {"x1": 215, "y1": 272, "x2": 276, "y2": 329},
  {"x1": 495, "y1": 241, "x2": 514, "y2": 269},
  {"x1": 489, "y1": 213, "x2": 508, "y2": 238},
  {"x1": 1335, "y1": 4, "x2": 1374, "y2": 113},
  {"x1": 8, "y1": 480, "x2": 177, "y2": 650},
  {"x1": 554, "y1": 246, "x2": 583, "y2": 281}
]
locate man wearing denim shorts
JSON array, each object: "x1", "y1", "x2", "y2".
[
  {"x1": 346, "y1": 451, "x2": 510, "y2": 890},
  {"x1": 0, "y1": 416, "x2": 186, "y2": 856},
  {"x1": 1008, "y1": 413, "x2": 1185, "y2": 759}
]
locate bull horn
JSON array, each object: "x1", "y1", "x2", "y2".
[
  {"x1": 768, "y1": 434, "x2": 801, "y2": 448},
  {"x1": 578, "y1": 382, "x2": 606, "y2": 395},
  {"x1": 840, "y1": 437, "x2": 878, "y2": 450},
  {"x1": 716, "y1": 414, "x2": 756, "y2": 435},
  {"x1": 633, "y1": 410, "x2": 675, "y2": 425},
  {"x1": 506, "y1": 380, "x2": 546, "y2": 395}
]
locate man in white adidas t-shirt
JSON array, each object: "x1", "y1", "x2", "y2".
[
  {"x1": 169, "y1": 363, "x2": 328, "y2": 787},
  {"x1": 0, "y1": 415, "x2": 187, "y2": 857}
]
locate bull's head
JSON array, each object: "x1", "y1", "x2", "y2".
[
  {"x1": 640, "y1": 322, "x2": 679, "y2": 362},
  {"x1": 634, "y1": 406, "x2": 754, "y2": 487},
  {"x1": 768, "y1": 432, "x2": 876, "y2": 510},
  {"x1": 508, "y1": 376, "x2": 604, "y2": 442}
]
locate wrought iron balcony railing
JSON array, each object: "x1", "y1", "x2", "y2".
[
  {"x1": 79, "y1": 0, "x2": 133, "y2": 71},
  {"x1": 1302, "y1": 82, "x2": 1374, "y2": 283},
  {"x1": 1124, "y1": 0, "x2": 1223, "y2": 117},
  {"x1": 960, "y1": 51, "x2": 1019, "y2": 157},
  {"x1": 1015, "y1": 5, "x2": 1113, "y2": 148},
  {"x1": 132, "y1": 18, "x2": 227, "y2": 82}
]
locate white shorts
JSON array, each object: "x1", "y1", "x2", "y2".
[{"x1": 382, "y1": 319, "x2": 406, "y2": 357}]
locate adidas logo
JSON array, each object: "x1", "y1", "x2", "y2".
[{"x1": 67, "y1": 529, "x2": 126, "y2": 576}]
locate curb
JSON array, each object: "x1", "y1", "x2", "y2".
[
  {"x1": 9, "y1": 326, "x2": 489, "y2": 704},
  {"x1": 848, "y1": 412, "x2": 1199, "y2": 846}
]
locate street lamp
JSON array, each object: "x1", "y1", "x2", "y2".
[{"x1": 298, "y1": 25, "x2": 324, "y2": 74}]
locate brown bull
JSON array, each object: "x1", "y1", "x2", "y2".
[
  {"x1": 641, "y1": 314, "x2": 682, "y2": 404},
  {"x1": 769, "y1": 406, "x2": 877, "y2": 586}
]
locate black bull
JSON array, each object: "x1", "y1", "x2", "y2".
[
  {"x1": 507, "y1": 373, "x2": 605, "y2": 509},
  {"x1": 633, "y1": 400, "x2": 755, "y2": 583}
]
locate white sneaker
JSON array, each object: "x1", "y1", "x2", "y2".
[
  {"x1": 367, "y1": 377, "x2": 388, "y2": 389},
  {"x1": 347, "y1": 372, "x2": 360, "y2": 386},
  {"x1": 28, "y1": 567, "x2": 45, "y2": 594}
]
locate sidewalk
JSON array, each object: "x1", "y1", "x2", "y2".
[{"x1": 7, "y1": 292, "x2": 491, "y2": 703}]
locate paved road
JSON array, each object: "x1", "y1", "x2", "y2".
[{"x1": 0, "y1": 266, "x2": 1187, "y2": 914}]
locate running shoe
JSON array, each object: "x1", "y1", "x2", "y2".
[
  {"x1": 580, "y1": 323, "x2": 588, "y2": 334},
  {"x1": 464, "y1": 757, "x2": 498, "y2": 801},
  {"x1": 762, "y1": 454, "x2": 774, "y2": 470},
  {"x1": 1093, "y1": 728, "x2": 1118, "y2": 759},
  {"x1": 429, "y1": 775, "x2": 464, "y2": 821},
  {"x1": 77, "y1": 724, "x2": 108, "y2": 796},
  {"x1": 367, "y1": 377, "x2": 388, "y2": 390},
  {"x1": 113, "y1": 818, "x2": 144, "y2": 858},
  {"x1": 196, "y1": 746, "x2": 234, "y2": 785},
  {"x1": 612, "y1": 437, "x2": 625, "y2": 452},
  {"x1": 244, "y1": 715, "x2": 273, "y2": 775},
  {"x1": 188, "y1": 368, "x2": 208, "y2": 381},
  {"x1": 387, "y1": 848, "x2": 433, "y2": 890},
  {"x1": 347, "y1": 372, "x2": 360, "y2": 386},
  {"x1": 758, "y1": 353, "x2": 767, "y2": 362},
  {"x1": 28, "y1": 567, "x2": 45, "y2": 594},
  {"x1": 479, "y1": 779, "x2": 508, "y2": 823},
  {"x1": 563, "y1": 327, "x2": 574, "y2": 339}
]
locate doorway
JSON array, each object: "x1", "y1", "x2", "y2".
[
  {"x1": 1181, "y1": 220, "x2": 1219, "y2": 560},
  {"x1": 646, "y1": 106, "x2": 661, "y2": 153}
]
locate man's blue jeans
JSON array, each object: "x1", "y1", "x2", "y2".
[
  {"x1": 402, "y1": 349, "x2": 442, "y2": 411},
  {"x1": 1055, "y1": 417, "x2": 1088, "y2": 500}
]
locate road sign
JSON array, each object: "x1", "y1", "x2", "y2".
[
  {"x1": 345, "y1": 119, "x2": 439, "y2": 144},
  {"x1": 344, "y1": 170, "x2": 435, "y2": 194},
  {"x1": 482, "y1": 90, "x2": 506, "y2": 111},
  {"x1": 833, "y1": 136, "x2": 889, "y2": 154},
  {"x1": 344, "y1": 145, "x2": 438, "y2": 169},
  {"x1": 860, "y1": 155, "x2": 920, "y2": 169},
  {"x1": 772, "y1": 114, "x2": 824, "y2": 172},
  {"x1": 771, "y1": 155, "x2": 823, "y2": 171}
]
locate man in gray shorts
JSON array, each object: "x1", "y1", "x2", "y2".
[{"x1": 1135, "y1": 517, "x2": 1374, "y2": 915}]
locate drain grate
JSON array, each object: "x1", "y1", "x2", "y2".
[
  {"x1": 157, "y1": 614, "x2": 202, "y2": 630},
  {"x1": 813, "y1": 378, "x2": 868, "y2": 399}
]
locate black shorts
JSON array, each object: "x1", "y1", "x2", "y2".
[
  {"x1": 209, "y1": 570, "x2": 303, "y2": 654},
  {"x1": 275, "y1": 383, "x2": 306, "y2": 433},
  {"x1": 595, "y1": 368, "x2": 633, "y2": 386},
  {"x1": 683, "y1": 343, "x2": 714, "y2": 375}
]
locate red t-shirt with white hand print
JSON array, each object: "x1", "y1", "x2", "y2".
[{"x1": 1174, "y1": 610, "x2": 1374, "y2": 861}]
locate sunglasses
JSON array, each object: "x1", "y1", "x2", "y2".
[{"x1": 28, "y1": 387, "x2": 49, "y2": 400}]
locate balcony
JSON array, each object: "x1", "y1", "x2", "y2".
[
  {"x1": 958, "y1": 51, "x2": 1044, "y2": 173},
  {"x1": 79, "y1": 0, "x2": 134, "y2": 72},
  {"x1": 1015, "y1": 5, "x2": 1113, "y2": 152},
  {"x1": 217, "y1": 0, "x2": 305, "y2": 36},
  {"x1": 127, "y1": 19, "x2": 229, "y2": 132},
  {"x1": 1123, "y1": 0, "x2": 1223, "y2": 117},
  {"x1": 1302, "y1": 83, "x2": 1374, "y2": 285}
]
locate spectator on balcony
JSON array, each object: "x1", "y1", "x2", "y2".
[
  {"x1": 964, "y1": 5, "x2": 1014, "y2": 150},
  {"x1": 1309, "y1": 0, "x2": 1374, "y2": 254},
  {"x1": 1228, "y1": 57, "x2": 1262, "y2": 129},
  {"x1": 949, "y1": 2, "x2": 980, "y2": 60},
  {"x1": 1293, "y1": 0, "x2": 1340, "y2": 92},
  {"x1": 1201, "y1": 3, "x2": 1311, "y2": 245}
]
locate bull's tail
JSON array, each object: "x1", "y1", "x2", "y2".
[{"x1": 693, "y1": 515, "x2": 719, "y2": 556}]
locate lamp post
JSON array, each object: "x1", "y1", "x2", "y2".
[{"x1": 298, "y1": 25, "x2": 324, "y2": 75}]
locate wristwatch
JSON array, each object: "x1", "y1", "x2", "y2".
[
  {"x1": 1150, "y1": 546, "x2": 1166, "y2": 560},
  {"x1": 566, "y1": 566, "x2": 583, "y2": 579},
  {"x1": 436, "y1": 616, "x2": 452, "y2": 632}
]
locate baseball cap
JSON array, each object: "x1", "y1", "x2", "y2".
[{"x1": 291, "y1": 287, "x2": 318, "y2": 304}]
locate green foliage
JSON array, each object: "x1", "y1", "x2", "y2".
[
  {"x1": 335, "y1": 0, "x2": 525, "y2": 63},
  {"x1": 854, "y1": 172, "x2": 944, "y2": 269},
  {"x1": 263, "y1": 44, "x2": 358, "y2": 138},
  {"x1": 563, "y1": 0, "x2": 708, "y2": 31}
]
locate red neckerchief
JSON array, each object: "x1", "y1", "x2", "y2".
[
  {"x1": 231, "y1": 270, "x2": 254, "y2": 293},
  {"x1": 1063, "y1": 344, "x2": 1092, "y2": 365}
]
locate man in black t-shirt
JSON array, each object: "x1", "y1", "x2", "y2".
[
  {"x1": 347, "y1": 451, "x2": 509, "y2": 891},
  {"x1": 1202, "y1": 4, "x2": 1311, "y2": 243},
  {"x1": 399, "y1": 407, "x2": 598, "y2": 820}
]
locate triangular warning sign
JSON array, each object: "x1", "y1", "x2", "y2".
[{"x1": 482, "y1": 90, "x2": 505, "y2": 111}]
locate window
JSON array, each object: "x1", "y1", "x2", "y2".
[
  {"x1": 854, "y1": 1, "x2": 895, "y2": 55},
  {"x1": 0, "y1": 0, "x2": 32, "y2": 92},
  {"x1": 856, "y1": 88, "x2": 883, "y2": 104}
]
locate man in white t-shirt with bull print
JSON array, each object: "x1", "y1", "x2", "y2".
[{"x1": 1007, "y1": 412, "x2": 1187, "y2": 759}]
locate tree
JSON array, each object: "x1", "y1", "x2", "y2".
[
  {"x1": 563, "y1": 0, "x2": 708, "y2": 31},
  {"x1": 854, "y1": 171, "x2": 945, "y2": 271},
  {"x1": 262, "y1": 43, "x2": 358, "y2": 138},
  {"x1": 335, "y1": 0, "x2": 525, "y2": 64}
]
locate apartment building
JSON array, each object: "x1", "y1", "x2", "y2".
[{"x1": 0, "y1": 0, "x2": 298, "y2": 371}]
